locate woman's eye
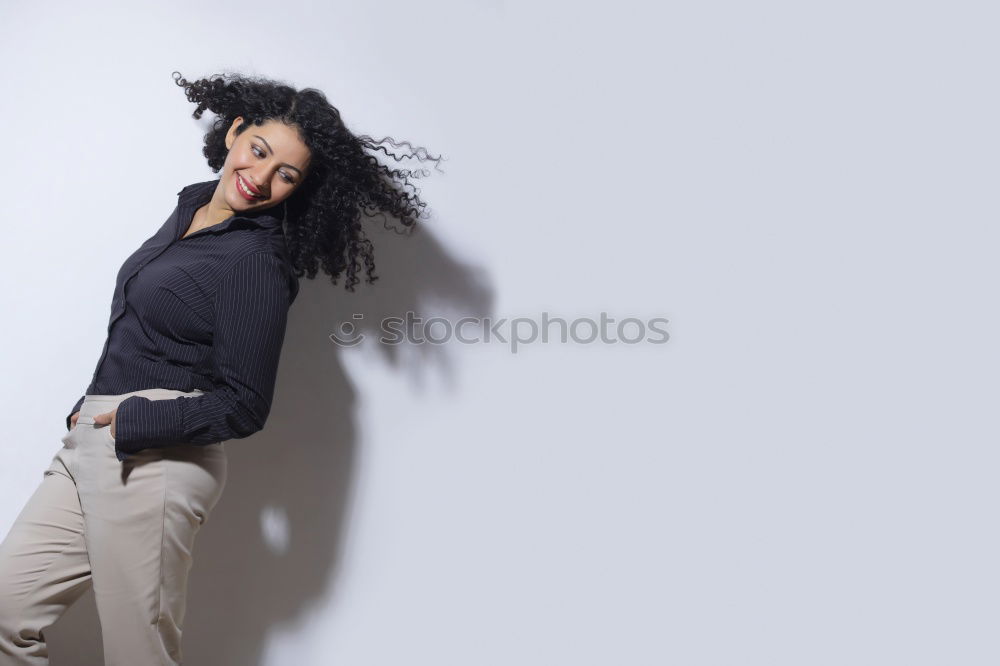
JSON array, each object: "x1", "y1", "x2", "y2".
[
  {"x1": 281, "y1": 173, "x2": 295, "y2": 184},
  {"x1": 252, "y1": 146, "x2": 264, "y2": 158}
]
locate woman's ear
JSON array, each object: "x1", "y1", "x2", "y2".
[{"x1": 225, "y1": 116, "x2": 245, "y2": 150}]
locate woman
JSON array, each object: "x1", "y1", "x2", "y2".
[{"x1": 0, "y1": 71, "x2": 441, "y2": 665}]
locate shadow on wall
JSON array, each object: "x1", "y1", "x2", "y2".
[{"x1": 45, "y1": 222, "x2": 494, "y2": 665}]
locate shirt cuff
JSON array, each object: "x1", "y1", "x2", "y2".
[{"x1": 113, "y1": 394, "x2": 185, "y2": 454}]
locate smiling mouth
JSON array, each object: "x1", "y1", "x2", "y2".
[{"x1": 236, "y1": 172, "x2": 265, "y2": 201}]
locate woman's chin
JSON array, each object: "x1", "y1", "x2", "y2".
[{"x1": 228, "y1": 192, "x2": 262, "y2": 211}]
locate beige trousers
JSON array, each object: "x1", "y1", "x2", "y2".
[{"x1": 0, "y1": 388, "x2": 227, "y2": 665}]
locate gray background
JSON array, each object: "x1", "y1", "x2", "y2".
[{"x1": 0, "y1": 0, "x2": 994, "y2": 664}]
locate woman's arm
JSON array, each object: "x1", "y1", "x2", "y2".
[
  {"x1": 66, "y1": 395, "x2": 85, "y2": 431},
  {"x1": 112, "y1": 251, "x2": 294, "y2": 453}
]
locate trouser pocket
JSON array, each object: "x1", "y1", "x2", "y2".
[{"x1": 68, "y1": 415, "x2": 116, "y2": 449}]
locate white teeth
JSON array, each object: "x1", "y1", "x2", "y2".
[{"x1": 238, "y1": 174, "x2": 260, "y2": 198}]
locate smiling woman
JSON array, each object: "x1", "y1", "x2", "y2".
[
  {"x1": 176, "y1": 70, "x2": 444, "y2": 291},
  {"x1": 184, "y1": 116, "x2": 313, "y2": 237},
  {"x1": 0, "y1": 69, "x2": 444, "y2": 666}
]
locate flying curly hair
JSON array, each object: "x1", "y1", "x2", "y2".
[{"x1": 172, "y1": 70, "x2": 443, "y2": 292}]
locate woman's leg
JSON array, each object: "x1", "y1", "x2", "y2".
[
  {"x1": 0, "y1": 447, "x2": 93, "y2": 665},
  {"x1": 74, "y1": 391, "x2": 227, "y2": 666}
]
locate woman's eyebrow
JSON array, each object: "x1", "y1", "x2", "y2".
[{"x1": 253, "y1": 135, "x2": 304, "y2": 176}]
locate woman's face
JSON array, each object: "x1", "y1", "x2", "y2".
[{"x1": 221, "y1": 116, "x2": 312, "y2": 214}]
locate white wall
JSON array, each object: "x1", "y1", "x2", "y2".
[{"x1": 1, "y1": 1, "x2": 997, "y2": 664}]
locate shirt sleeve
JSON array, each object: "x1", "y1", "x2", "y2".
[
  {"x1": 112, "y1": 251, "x2": 293, "y2": 453},
  {"x1": 66, "y1": 394, "x2": 86, "y2": 431}
]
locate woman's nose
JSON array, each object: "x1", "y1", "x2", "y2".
[{"x1": 249, "y1": 171, "x2": 273, "y2": 194}]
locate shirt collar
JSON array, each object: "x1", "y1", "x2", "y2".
[{"x1": 175, "y1": 178, "x2": 283, "y2": 237}]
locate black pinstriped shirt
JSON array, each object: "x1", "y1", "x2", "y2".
[{"x1": 66, "y1": 178, "x2": 300, "y2": 461}]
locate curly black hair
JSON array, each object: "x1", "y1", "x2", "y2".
[{"x1": 172, "y1": 70, "x2": 444, "y2": 292}]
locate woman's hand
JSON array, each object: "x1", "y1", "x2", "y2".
[
  {"x1": 94, "y1": 408, "x2": 119, "y2": 439},
  {"x1": 70, "y1": 411, "x2": 80, "y2": 428}
]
